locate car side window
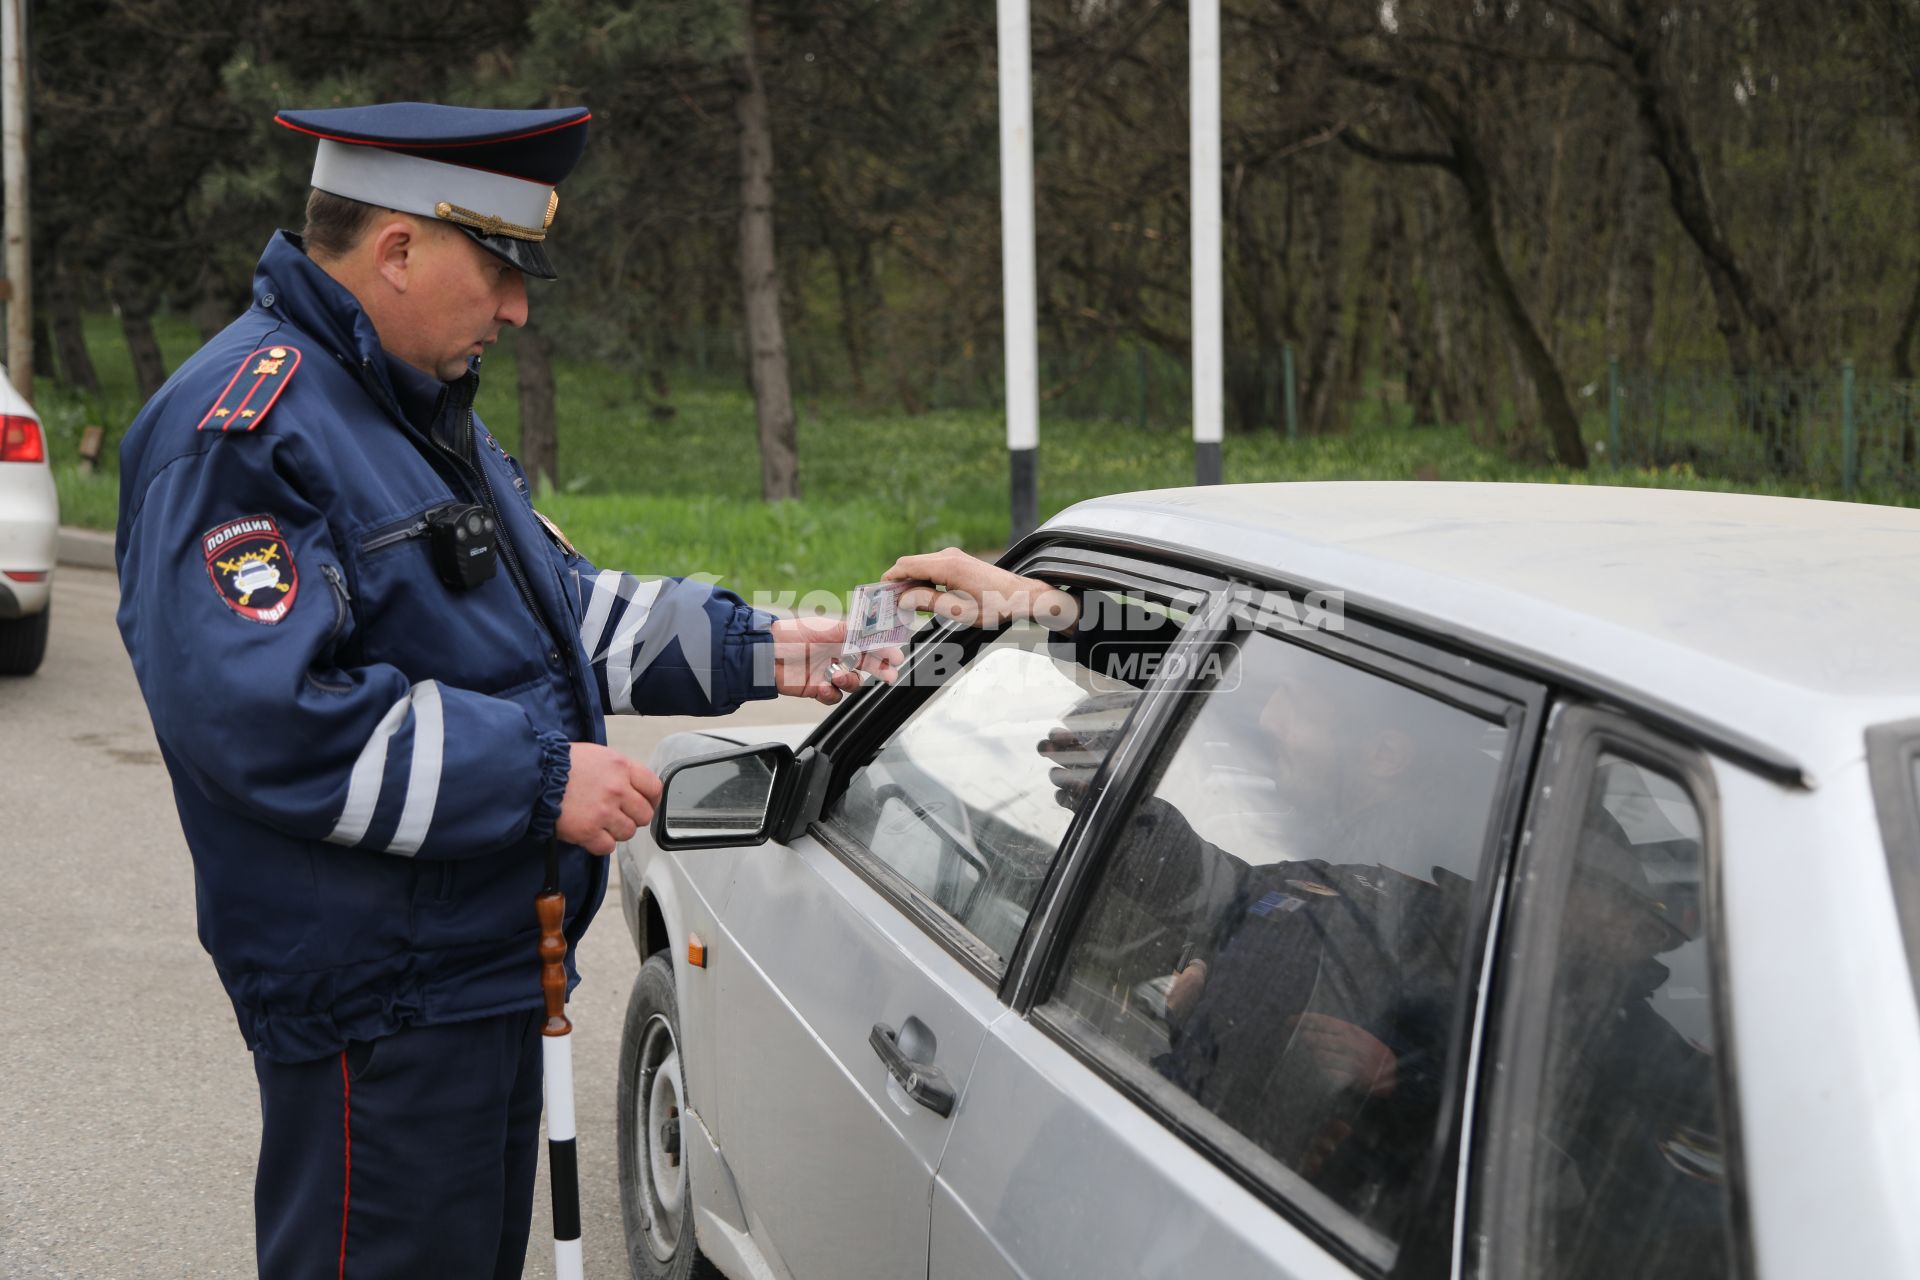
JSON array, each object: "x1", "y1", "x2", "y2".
[
  {"x1": 823, "y1": 595, "x2": 1185, "y2": 967},
  {"x1": 1038, "y1": 630, "x2": 1512, "y2": 1258},
  {"x1": 1866, "y1": 720, "x2": 1920, "y2": 1010},
  {"x1": 1508, "y1": 753, "x2": 1733, "y2": 1280}
]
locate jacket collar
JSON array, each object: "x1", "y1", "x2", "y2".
[
  {"x1": 254, "y1": 230, "x2": 385, "y2": 370},
  {"x1": 253, "y1": 230, "x2": 456, "y2": 434}
]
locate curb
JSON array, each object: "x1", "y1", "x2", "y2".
[{"x1": 57, "y1": 526, "x2": 117, "y2": 572}]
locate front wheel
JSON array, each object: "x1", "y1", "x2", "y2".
[{"x1": 618, "y1": 953, "x2": 719, "y2": 1280}]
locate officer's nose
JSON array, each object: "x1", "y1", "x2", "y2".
[{"x1": 496, "y1": 271, "x2": 529, "y2": 329}]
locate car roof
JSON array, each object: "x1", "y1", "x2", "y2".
[{"x1": 1044, "y1": 482, "x2": 1920, "y2": 783}]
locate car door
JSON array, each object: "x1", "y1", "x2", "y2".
[
  {"x1": 929, "y1": 587, "x2": 1546, "y2": 1279},
  {"x1": 710, "y1": 555, "x2": 1205, "y2": 1280}
]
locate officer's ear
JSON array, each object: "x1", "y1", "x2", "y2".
[{"x1": 369, "y1": 217, "x2": 419, "y2": 294}]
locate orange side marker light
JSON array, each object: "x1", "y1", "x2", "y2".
[{"x1": 687, "y1": 934, "x2": 707, "y2": 969}]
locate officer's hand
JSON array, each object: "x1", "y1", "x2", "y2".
[
  {"x1": 769, "y1": 616, "x2": 901, "y2": 704},
  {"x1": 557, "y1": 744, "x2": 662, "y2": 855},
  {"x1": 1036, "y1": 690, "x2": 1137, "y2": 810},
  {"x1": 885, "y1": 547, "x2": 1078, "y2": 631},
  {"x1": 1288, "y1": 1013, "x2": 1398, "y2": 1098},
  {"x1": 1165, "y1": 958, "x2": 1209, "y2": 1024}
]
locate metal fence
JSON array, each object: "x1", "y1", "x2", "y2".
[
  {"x1": 1606, "y1": 361, "x2": 1920, "y2": 495},
  {"x1": 664, "y1": 324, "x2": 1920, "y2": 494}
]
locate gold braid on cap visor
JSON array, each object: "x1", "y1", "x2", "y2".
[{"x1": 433, "y1": 193, "x2": 555, "y2": 243}]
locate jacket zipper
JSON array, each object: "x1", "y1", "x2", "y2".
[
  {"x1": 310, "y1": 564, "x2": 355, "y2": 693},
  {"x1": 432, "y1": 410, "x2": 582, "y2": 701},
  {"x1": 320, "y1": 563, "x2": 352, "y2": 635},
  {"x1": 359, "y1": 516, "x2": 432, "y2": 554}
]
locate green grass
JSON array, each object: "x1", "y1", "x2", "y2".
[{"x1": 33, "y1": 315, "x2": 1920, "y2": 598}]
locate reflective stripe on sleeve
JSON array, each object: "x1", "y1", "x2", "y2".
[
  {"x1": 603, "y1": 577, "x2": 665, "y2": 714},
  {"x1": 386, "y1": 680, "x2": 443, "y2": 855},
  {"x1": 576, "y1": 569, "x2": 622, "y2": 661},
  {"x1": 325, "y1": 680, "x2": 443, "y2": 854}
]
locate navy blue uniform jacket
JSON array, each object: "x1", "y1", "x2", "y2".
[{"x1": 116, "y1": 232, "x2": 776, "y2": 1063}]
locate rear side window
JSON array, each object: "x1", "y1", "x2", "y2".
[
  {"x1": 1522, "y1": 755, "x2": 1728, "y2": 1278},
  {"x1": 1485, "y1": 729, "x2": 1739, "y2": 1280},
  {"x1": 1867, "y1": 719, "x2": 1920, "y2": 1012},
  {"x1": 1038, "y1": 629, "x2": 1513, "y2": 1260}
]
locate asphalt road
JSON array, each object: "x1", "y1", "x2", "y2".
[{"x1": 0, "y1": 566, "x2": 827, "y2": 1278}]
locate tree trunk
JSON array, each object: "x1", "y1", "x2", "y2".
[
  {"x1": 1386, "y1": 191, "x2": 1436, "y2": 427},
  {"x1": 48, "y1": 262, "x2": 99, "y2": 394},
  {"x1": 1446, "y1": 118, "x2": 1587, "y2": 468},
  {"x1": 1894, "y1": 262, "x2": 1920, "y2": 380},
  {"x1": 1535, "y1": 77, "x2": 1578, "y2": 365},
  {"x1": 1301, "y1": 162, "x2": 1347, "y2": 434},
  {"x1": 1619, "y1": 144, "x2": 1660, "y2": 373},
  {"x1": 735, "y1": 0, "x2": 800, "y2": 503},
  {"x1": 1422, "y1": 181, "x2": 1468, "y2": 425},
  {"x1": 112, "y1": 274, "x2": 168, "y2": 402},
  {"x1": 516, "y1": 323, "x2": 558, "y2": 493},
  {"x1": 1229, "y1": 169, "x2": 1284, "y2": 432},
  {"x1": 190, "y1": 266, "x2": 229, "y2": 345},
  {"x1": 829, "y1": 237, "x2": 869, "y2": 396},
  {"x1": 1612, "y1": 2, "x2": 1793, "y2": 375},
  {"x1": 32, "y1": 307, "x2": 51, "y2": 385},
  {"x1": 1343, "y1": 184, "x2": 1392, "y2": 409}
]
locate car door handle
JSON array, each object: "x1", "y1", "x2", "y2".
[{"x1": 869, "y1": 1021, "x2": 956, "y2": 1118}]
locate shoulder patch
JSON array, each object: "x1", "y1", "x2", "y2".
[
  {"x1": 196, "y1": 344, "x2": 302, "y2": 432},
  {"x1": 204, "y1": 515, "x2": 299, "y2": 624}
]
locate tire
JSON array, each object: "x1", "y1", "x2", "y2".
[
  {"x1": 618, "y1": 952, "x2": 720, "y2": 1280},
  {"x1": 0, "y1": 607, "x2": 48, "y2": 676}
]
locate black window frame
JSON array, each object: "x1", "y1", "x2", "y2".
[
  {"x1": 1472, "y1": 704, "x2": 1752, "y2": 1280},
  {"x1": 1866, "y1": 717, "x2": 1920, "y2": 1018},
  {"x1": 1007, "y1": 575, "x2": 1550, "y2": 1280},
  {"x1": 805, "y1": 546, "x2": 1218, "y2": 990}
]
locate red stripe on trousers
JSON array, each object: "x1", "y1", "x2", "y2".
[{"x1": 339, "y1": 1051, "x2": 352, "y2": 1279}]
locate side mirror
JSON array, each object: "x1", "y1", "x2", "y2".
[{"x1": 651, "y1": 743, "x2": 833, "y2": 850}]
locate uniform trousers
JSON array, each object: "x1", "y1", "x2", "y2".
[{"x1": 252, "y1": 1008, "x2": 544, "y2": 1279}]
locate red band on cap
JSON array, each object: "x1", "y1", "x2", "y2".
[{"x1": 272, "y1": 112, "x2": 592, "y2": 150}]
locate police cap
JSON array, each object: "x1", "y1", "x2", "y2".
[{"x1": 275, "y1": 102, "x2": 592, "y2": 280}]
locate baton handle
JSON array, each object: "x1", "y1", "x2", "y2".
[{"x1": 536, "y1": 889, "x2": 572, "y2": 1037}]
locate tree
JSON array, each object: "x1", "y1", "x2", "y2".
[
  {"x1": 1267, "y1": 0, "x2": 1591, "y2": 466},
  {"x1": 1547, "y1": 0, "x2": 1797, "y2": 375},
  {"x1": 735, "y1": 0, "x2": 799, "y2": 500}
]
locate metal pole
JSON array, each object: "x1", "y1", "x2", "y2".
[
  {"x1": 1842, "y1": 358, "x2": 1858, "y2": 496},
  {"x1": 1607, "y1": 356, "x2": 1622, "y2": 470},
  {"x1": 1, "y1": 0, "x2": 30, "y2": 400},
  {"x1": 1283, "y1": 342, "x2": 1297, "y2": 441},
  {"x1": 1190, "y1": 0, "x2": 1223, "y2": 486},
  {"x1": 996, "y1": 0, "x2": 1040, "y2": 539},
  {"x1": 538, "y1": 838, "x2": 583, "y2": 1279}
]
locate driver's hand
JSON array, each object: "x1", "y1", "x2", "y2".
[{"x1": 885, "y1": 547, "x2": 1078, "y2": 630}]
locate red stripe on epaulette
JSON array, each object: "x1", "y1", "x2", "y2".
[{"x1": 196, "y1": 345, "x2": 302, "y2": 433}]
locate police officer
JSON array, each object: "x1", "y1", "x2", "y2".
[{"x1": 115, "y1": 103, "x2": 890, "y2": 1278}]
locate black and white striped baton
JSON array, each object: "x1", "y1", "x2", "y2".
[{"x1": 537, "y1": 836, "x2": 584, "y2": 1279}]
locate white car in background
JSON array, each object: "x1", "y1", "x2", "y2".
[
  {"x1": 616, "y1": 483, "x2": 1920, "y2": 1280},
  {"x1": 0, "y1": 370, "x2": 54, "y2": 675}
]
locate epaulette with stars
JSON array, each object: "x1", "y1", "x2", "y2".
[{"x1": 196, "y1": 344, "x2": 302, "y2": 432}]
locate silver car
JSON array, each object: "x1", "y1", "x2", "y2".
[{"x1": 615, "y1": 482, "x2": 1920, "y2": 1280}]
